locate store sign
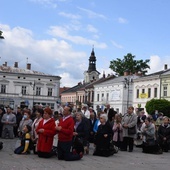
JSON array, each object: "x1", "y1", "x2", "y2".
[
  {"x1": 139, "y1": 93, "x2": 148, "y2": 98},
  {"x1": 111, "y1": 90, "x2": 121, "y2": 101}
]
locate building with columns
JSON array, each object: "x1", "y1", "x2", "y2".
[{"x1": 0, "y1": 62, "x2": 61, "y2": 110}]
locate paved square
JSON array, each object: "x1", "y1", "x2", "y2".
[{"x1": 0, "y1": 139, "x2": 169, "y2": 170}]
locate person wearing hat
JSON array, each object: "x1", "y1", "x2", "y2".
[
  {"x1": 36, "y1": 107, "x2": 56, "y2": 158},
  {"x1": 14, "y1": 125, "x2": 32, "y2": 154}
]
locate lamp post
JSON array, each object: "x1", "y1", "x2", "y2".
[
  {"x1": 0, "y1": 30, "x2": 4, "y2": 39},
  {"x1": 124, "y1": 77, "x2": 133, "y2": 109},
  {"x1": 30, "y1": 81, "x2": 35, "y2": 107}
]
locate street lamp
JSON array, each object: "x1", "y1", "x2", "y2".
[
  {"x1": 30, "y1": 81, "x2": 35, "y2": 107},
  {"x1": 0, "y1": 30, "x2": 4, "y2": 39},
  {"x1": 124, "y1": 77, "x2": 133, "y2": 109}
]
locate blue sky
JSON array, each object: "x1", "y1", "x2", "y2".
[{"x1": 1, "y1": 0, "x2": 170, "y2": 86}]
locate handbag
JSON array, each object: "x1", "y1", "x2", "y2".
[{"x1": 128, "y1": 126, "x2": 136, "y2": 135}]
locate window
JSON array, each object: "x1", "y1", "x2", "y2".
[
  {"x1": 136, "y1": 89, "x2": 139, "y2": 98},
  {"x1": 47, "y1": 88, "x2": 52, "y2": 96},
  {"x1": 148, "y1": 88, "x2": 151, "y2": 98},
  {"x1": 97, "y1": 94, "x2": 100, "y2": 101},
  {"x1": 163, "y1": 86, "x2": 168, "y2": 97},
  {"x1": 1, "y1": 84, "x2": 6, "y2": 93},
  {"x1": 154, "y1": 87, "x2": 157, "y2": 98},
  {"x1": 142, "y1": 89, "x2": 145, "y2": 93},
  {"x1": 36, "y1": 87, "x2": 41, "y2": 96},
  {"x1": 21, "y1": 86, "x2": 27, "y2": 95}
]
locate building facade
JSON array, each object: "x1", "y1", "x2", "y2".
[
  {"x1": 132, "y1": 67, "x2": 170, "y2": 113},
  {"x1": 160, "y1": 69, "x2": 170, "y2": 100},
  {"x1": 93, "y1": 75, "x2": 138, "y2": 114},
  {"x1": 0, "y1": 62, "x2": 61, "y2": 110}
]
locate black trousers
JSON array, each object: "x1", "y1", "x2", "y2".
[
  {"x1": 38, "y1": 151, "x2": 53, "y2": 158},
  {"x1": 122, "y1": 137, "x2": 134, "y2": 151},
  {"x1": 57, "y1": 141, "x2": 80, "y2": 161}
]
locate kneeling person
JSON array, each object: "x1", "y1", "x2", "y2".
[{"x1": 14, "y1": 125, "x2": 32, "y2": 154}]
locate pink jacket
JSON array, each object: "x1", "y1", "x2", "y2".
[{"x1": 112, "y1": 123, "x2": 123, "y2": 142}]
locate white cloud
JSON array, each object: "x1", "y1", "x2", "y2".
[
  {"x1": 111, "y1": 40, "x2": 123, "y2": 49},
  {"x1": 118, "y1": 17, "x2": 128, "y2": 24},
  {"x1": 63, "y1": 20, "x2": 82, "y2": 31},
  {"x1": 0, "y1": 24, "x2": 87, "y2": 86},
  {"x1": 48, "y1": 26, "x2": 107, "y2": 49},
  {"x1": 87, "y1": 24, "x2": 98, "y2": 33},
  {"x1": 148, "y1": 55, "x2": 170, "y2": 73},
  {"x1": 58, "y1": 12, "x2": 81, "y2": 20},
  {"x1": 77, "y1": 7, "x2": 107, "y2": 20}
]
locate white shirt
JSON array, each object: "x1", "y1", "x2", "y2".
[{"x1": 43, "y1": 118, "x2": 51, "y2": 125}]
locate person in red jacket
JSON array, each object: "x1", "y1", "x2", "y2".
[
  {"x1": 36, "y1": 107, "x2": 56, "y2": 158},
  {"x1": 56, "y1": 105, "x2": 83, "y2": 161}
]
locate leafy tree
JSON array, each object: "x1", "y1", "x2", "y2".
[
  {"x1": 109, "y1": 53, "x2": 150, "y2": 76},
  {"x1": 145, "y1": 99, "x2": 170, "y2": 117},
  {"x1": 0, "y1": 30, "x2": 4, "y2": 39}
]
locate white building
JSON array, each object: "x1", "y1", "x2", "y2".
[
  {"x1": 94, "y1": 75, "x2": 138, "y2": 115},
  {"x1": 0, "y1": 62, "x2": 61, "y2": 110},
  {"x1": 132, "y1": 68, "x2": 170, "y2": 114}
]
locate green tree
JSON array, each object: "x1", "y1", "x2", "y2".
[
  {"x1": 145, "y1": 99, "x2": 170, "y2": 117},
  {"x1": 0, "y1": 30, "x2": 4, "y2": 39},
  {"x1": 109, "y1": 53, "x2": 150, "y2": 76}
]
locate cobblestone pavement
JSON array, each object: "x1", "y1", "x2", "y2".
[{"x1": 0, "y1": 138, "x2": 170, "y2": 170}]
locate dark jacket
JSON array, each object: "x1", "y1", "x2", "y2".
[
  {"x1": 93, "y1": 121, "x2": 113, "y2": 157},
  {"x1": 158, "y1": 124, "x2": 170, "y2": 143},
  {"x1": 74, "y1": 119, "x2": 89, "y2": 146},
  {"x1": 104, "y1": 108, "x2": 117, "y2": 122}
]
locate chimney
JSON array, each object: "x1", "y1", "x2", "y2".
[
  {"x1": 164, "y1": 64, "x2": 168, "y2": 70},
  {"x1": 3, "y1": 62, "x2": 7, "y2": 67},
  {"x1": 27, "y1": 63, "x2": 31, "y2": 70},
  {"x1": 14, "y1": 62, "x2": 18, "y2": 68},
  {"x1": 103, "y1": 71, "x2": 105, "y2": 78},
  {"x1": 107, "y1": 74, "x2": 110, "y2": 77},
  {"x1": 124, "y1": 70, "x2": 129, "y2": 76},
  {"x1": 78, "y1": 82, "x2": 82, "y2": 86}
]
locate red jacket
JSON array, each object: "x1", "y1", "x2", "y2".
[
  {"x1": 36, "y1": 118, "x2": 56, "y2": 153},
  {"x1": 58, "y1": 116, "x2": 74, "y2": 142}
]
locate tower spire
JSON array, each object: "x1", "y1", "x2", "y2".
[{"x1": 88, "y1": 47, "x2": 96, "y2": 72}]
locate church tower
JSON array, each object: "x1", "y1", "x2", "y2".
[{"x1": 84, "y1": 48, "x2": 100, "y2": 83}]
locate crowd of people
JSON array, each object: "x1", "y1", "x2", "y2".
[{"x1": 0, "y1": 103, "x2": 170, "y2": 161}]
